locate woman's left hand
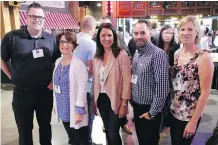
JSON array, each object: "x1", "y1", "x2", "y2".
[
  {"x1": 183, "y1": 121, "x2": 197, "y2": 139},
  {"x1": 118, "y1": 105, "x2": 127, "y2": 118},
  {"x1": 75, "y1": 114, "x2": 83, "y2": 124}
]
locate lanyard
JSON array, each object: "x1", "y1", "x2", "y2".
[
  {"x1": 132, "y1": 50, "x2": 141, "y2": 75},
  {"x1": 33, "y1": 38, "x2": 39, "y2": 50}
]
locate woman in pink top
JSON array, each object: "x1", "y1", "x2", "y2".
[
  {"x1": 170, "y1": 16, "x2": 214, "y2": 145},
  {"x1": 92, "y1": 23, "x2": 131, "y2": 145}
]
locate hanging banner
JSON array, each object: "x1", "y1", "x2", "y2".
[
  {"x1": 132, "y1": 2, "x2": 146, "y2": 17},
  {"x1": 117, "y1": 1, "x2": 132, "y2": 17}
]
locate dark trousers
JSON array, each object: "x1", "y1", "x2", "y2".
[
  {"x1": 87, "y1": 93, "x2": 94, "y2": 144},
  {"x1": 169, "y1": 113, "x2": 201, "y2": 145},
  {"x1": 214, "y1": 120, "x2": 218, "y2": 135},
  {"x1": 62, "y1": 122, "x2": 88, "y2": 145},
  {"x1": 12, "y1": 87, "x2": 53, "y2": 145},
  {"x1": 206, "y1": 120, "x2": 218, "y2": 145},
  {"x1": 97, "y1": 93, "x2": 122, "y2": 145},
  {"x1": 160, "y1": 107, "x2": 170, "y2": 131},
  {"x1": 120, "y1": 116, "x2": 128, "y2": 127},
  {"x1": 132, "y1": 101, "x2": 162, "y2": 145}
]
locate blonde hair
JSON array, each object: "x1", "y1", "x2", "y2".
[{"x1": 178, "y1": 15, "x2": 201, "y2": 44}]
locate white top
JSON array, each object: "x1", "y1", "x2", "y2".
[
  {"x1": 100, "y1": 65, "x2": 105, "y2": 93},
  {"x1": 214, "y1": 36, "x2": 218, "y2": 47},
  {"x1": 200, "y1": 36, "x2": 209, "y2": 50}
]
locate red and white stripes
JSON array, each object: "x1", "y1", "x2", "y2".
[{"x1": 19, "y1": 11, "x2": 80, "y2": 30}]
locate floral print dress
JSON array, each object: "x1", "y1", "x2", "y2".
[{"x1": 170, "y1": 49, "x2": 202, "y2": 121}]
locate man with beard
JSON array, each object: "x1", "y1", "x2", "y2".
[
  {"x1": 131, "y1": 19, "x2": 170, "y2": 145},
  {"x1": 1, "y1": 2, "x2": 60, "y2": 145}
]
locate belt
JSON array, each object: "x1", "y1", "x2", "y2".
[{"x1": 130, "y1": 99, "x2": 151, "y2": 108}]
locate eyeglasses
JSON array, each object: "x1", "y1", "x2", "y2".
[
  {"x1": 28, "y1": 15, "x2": 45, "y2": 21},
  {"x1": 60, "y1": 40, "x2": 72, "y2": 45}
]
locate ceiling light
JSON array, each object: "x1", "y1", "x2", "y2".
[{"x1": 97, "y1": 3, "x2": 101, "y2": 7}]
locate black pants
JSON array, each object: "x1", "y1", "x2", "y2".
[
  {"x1": 62, "y1": 122, "x2": 89, "y2": 145},
  {"x1": 206, "y1": 120, "x2": 218, "y2": 145},
  {"x1": 87, "y1": 93, "x2": 94, "y2": 144},
  {"x1": 132, "y1": 100, "x2": 162, "y2": 145},
  {"x1": 120, "y1": 116, "x2": 128, "y2": 127},
  {"x1": 160, "y1": 107, "x2": 170, "y2": 131},
  {"x1": 12, "y1": 86, "x2": 53, "y2": 145},
  {"x1": 97, "y1": 93, "x2": 122, "y2": 145},
  {"x1": 169, "y1": 112, "x2": 201, "y2": 145}
]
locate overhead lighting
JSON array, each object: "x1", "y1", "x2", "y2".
[{"x1": 97, "y1": 3, "x2": 101, "y2": 7}]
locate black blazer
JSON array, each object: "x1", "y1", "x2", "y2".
[{"x1": 166, "y1": 44, "x2": 180, "y2": 67}]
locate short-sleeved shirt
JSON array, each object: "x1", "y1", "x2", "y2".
[
  {"x1": 1, "y1": 27, "x2": 60, "y2": 89},
  {"x1": 73, "y1": 32, "x2": 96, "y2": 93}
]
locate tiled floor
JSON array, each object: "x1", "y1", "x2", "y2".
[{"x1": 1, "y1": 88, "x2": 218, "y2": 145}]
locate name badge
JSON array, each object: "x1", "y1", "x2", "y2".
[
  {"x1": 172, "y1": 78, "x2": 182, "y2": 91},
  {"x1": 32, "y1": 49, "x2": 44, "y2": 58},
  {"x1": 54, "y1": 85, "x2": 61, "y2": 94},
  {"x1": 131, "y1": 75, "x2": 138, "y2": 84}
]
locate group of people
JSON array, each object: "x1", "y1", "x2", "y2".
[{"x1": 0, "y1": 2, "x2": 215, "y2": 145}]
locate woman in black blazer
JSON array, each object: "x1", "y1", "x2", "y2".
[{"x1": 157, "y1": 25, "x2": 180, "y2": 137}]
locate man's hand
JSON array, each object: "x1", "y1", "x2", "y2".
[
  {"x1": 47, "y1": 82, "x2": 53, "y2": 90},
  {"x1": 75, "y1": 114, "x2": 83, "y2": 124},
  {"x1": 139, "y1": 112, "x2": 151, "y2": 120}
]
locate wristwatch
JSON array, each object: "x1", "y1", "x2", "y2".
[{"x1": 148, "y1": 112, "x2": 155, "y2": 120}]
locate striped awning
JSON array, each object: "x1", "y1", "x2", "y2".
[{"x1": 19, "y1": 11, "x2": 80, "y2": 29}]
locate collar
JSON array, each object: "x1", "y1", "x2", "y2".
[
  {"x1": 78, "y1": 32, "x2": 92, "y2": 39},
  {"x1": 138, "y1": 41, "x2": 153, "y2": 55},
  {"x1": 23, "y1": 26, "x2": 46, "y2": 39}
]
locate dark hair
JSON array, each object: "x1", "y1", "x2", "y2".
[
  {"x1": 157, "y1": 25, "x2": 179, "y2": 67},
  {"x1": 95, "y1": 23, "x2": 121, "y2": 59},
  {"x1": 151, "y1": 21, "x2": 157, "y2": 29},
  {"x1": 157, "y1": 25, "x2": 177, "y2": 50},
  {"x1": 27, "y1": 2, "x2": 44, "y2": 13},
  {"x1": 135, "y1": 19, "x2": 150, "y2": 29},
  {"x1": 56, "y1": 31, "x2": 79, "y2": 51}
]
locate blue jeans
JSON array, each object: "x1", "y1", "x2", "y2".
[{"x1": 87, "y1": 93, "x2": 94, "y2": 145}]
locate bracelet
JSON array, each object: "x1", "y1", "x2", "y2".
[{"x1": 122, "y1": 103, "x2": 128, "y2": 108}]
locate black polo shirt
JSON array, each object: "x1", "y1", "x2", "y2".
[{"x1": 1, "y1": 27, "x2": 60, "y2": 89}]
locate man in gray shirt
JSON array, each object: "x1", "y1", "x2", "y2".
[{"x1": 73, "y1": 15, "x2": 96, "y2": 145}]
